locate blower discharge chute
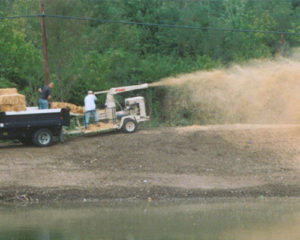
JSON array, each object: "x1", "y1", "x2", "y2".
[{"x1": 93, "y1": 83, "x2": 150, "y2": 133}]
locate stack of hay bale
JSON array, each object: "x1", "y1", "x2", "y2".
[
  {"x1": 0, "y1": 88, "x2": 27, "y2": 112},
  {"x1": 51, "y1": 102, "x2": 85, "y2": 114}
]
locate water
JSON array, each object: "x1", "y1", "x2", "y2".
[{"x1": 1, "y1": 198, "x2": 300, "y2": 240}]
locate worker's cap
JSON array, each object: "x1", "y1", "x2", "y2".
[{"x1": 88, "y1": 90, "x2": 93, "y2": 94}]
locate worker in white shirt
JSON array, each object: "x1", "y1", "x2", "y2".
[{"x1": 84, "y1": 90, "x2": 98, "y2": 129}]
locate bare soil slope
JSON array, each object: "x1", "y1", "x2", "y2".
[{"x1": 1, "y1": 125, "x2": 300, "y2": 202}]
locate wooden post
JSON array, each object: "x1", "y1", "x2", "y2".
[{"x1": 40, "y1": 0, "x2": 50, "y2": 84}]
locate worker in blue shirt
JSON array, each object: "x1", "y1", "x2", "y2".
[{"x1": 38, "y1": 82, "x2": 54, "y2": 109}]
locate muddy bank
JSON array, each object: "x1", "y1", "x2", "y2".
[
  {"x1": 2, "y1": 184, "x2": 300, "y2": 203},
  {"x1": 1, "y1": 125, "x2": 300, "y2": 203}
]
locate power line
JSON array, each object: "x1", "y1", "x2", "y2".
[
  {"x1": 48, "y1": 14, "x2": 300, "y2": 36},
  {"x1": 1, "y1": 14, "x2": 300, "y2": 36},
  {"x1": 109, "y1": 0, "x2": 299, "y2": 3},
  {"x1": 0, "y1": 14, "x2": 42, "y2": 20}
]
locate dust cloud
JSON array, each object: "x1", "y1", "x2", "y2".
[{"x1": 150, "y1": 55, "x2": 300, "y2": 124}]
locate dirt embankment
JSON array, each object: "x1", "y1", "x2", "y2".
[{"x1": 1, "y1": 125, "x2": 300, "y2": 203}]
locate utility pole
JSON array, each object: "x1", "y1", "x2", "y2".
[{"x1": 40, "y1": 0, "x2": 50, "y2": 84}]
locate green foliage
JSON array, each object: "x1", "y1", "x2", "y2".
[
  {"x1": 0, "y1": 16, "x2": 42, "y2": 100},
  {"x1": 1, "y1": 0, "x2": 300, "y2": 125},
  {"x1": 0, "y1": 76, "x2": 15, "y2": 88}
]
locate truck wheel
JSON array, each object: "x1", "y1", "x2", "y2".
[
  {"x1": 33, "y1": 129, "x2": 53, "y2": 147},
  {"x1": 122, "y1": 119, "x2": 137, "y2": 133}
]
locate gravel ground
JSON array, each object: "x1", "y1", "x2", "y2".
[{"x1": 1, "y1": 124, "x2": 300, "y2": 203}]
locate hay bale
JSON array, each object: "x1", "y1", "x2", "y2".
[
  {"x1": 50, "y1": 102, "x2": 62, "y2": 109},
  {"x1": 0, "y1": 89, "x2": 27, "y2": 112},
  {"x1": 0, "y1": 94, "x2": 26, "y2": 105},
  {"x1": 76, "y1": 106, "x2": 85, "y2": 114},
  {"x1": 75, "y1": 106, "x2": 81, "y2": 113},
  {"x1": 51, "y1": 102, "x2": 85, "y2": 114},
  {"x1": 51, "y1": 102, "x2": 76, "y2": 111},
  {"x1": 14, "y1": 104, "x2": 26, "y2": 111},
  {"x1": 0, "y1": 104, "x2": 26, "y2": 112},
  {"x1": 0, "y1": 105, "x2": 12, "y2": 112},
  {"x1": 0, "y1": 88, "x2": 18, "y2": 95}
]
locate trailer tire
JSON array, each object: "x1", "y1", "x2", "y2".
[
  {"x1": 122, "y1": 119, "x2": 137, "y2": 133},
  {"x1": 33, "y1": 129, "x2": 53, "y2": 147}
]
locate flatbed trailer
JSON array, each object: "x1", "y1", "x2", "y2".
[
  {"x1": 0, "y1": 107, "x2": 70, "y2": 147},
  {"x1": 64, "y1": 124, "x2": 117, "y2": 137},
  {"x1": 64, "y1": 83, "x2": 151, "y2": 137}
]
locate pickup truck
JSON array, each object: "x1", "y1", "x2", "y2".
[{"x1": 0, "y1": 107, "x2": 70, "y2": 147}]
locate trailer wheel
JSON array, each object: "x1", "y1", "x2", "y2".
[
  {"x1": 33, "y1": 129, "x2": 53, "y2": 147},
  {"x1": 122, "y1": 119, "x2": 137, "y2": 133}
]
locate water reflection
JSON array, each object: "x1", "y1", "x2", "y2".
[{"x1": 0, "y1": 198, "x2": 300, "y2": 240}]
